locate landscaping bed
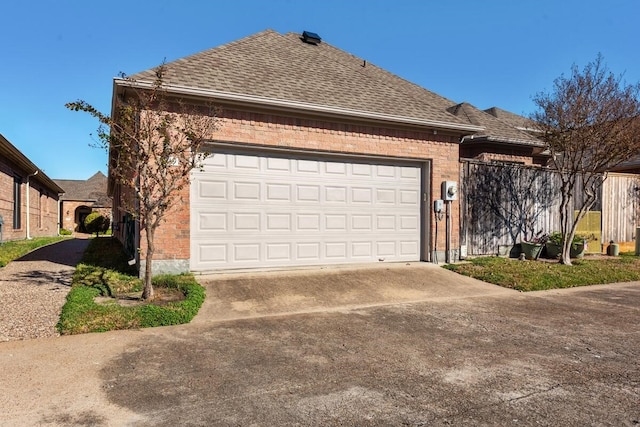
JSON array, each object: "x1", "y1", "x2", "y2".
[{"x1": 57, "y1": 238, "x2": 205, "y2": 335}]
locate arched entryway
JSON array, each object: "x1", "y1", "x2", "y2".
[{"x1": 75, "y1": 206, "x2": 93, "y2": 232}]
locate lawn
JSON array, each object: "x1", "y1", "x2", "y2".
[
  {"x1": 57, "y1": 237, "x2": 205, "y2": 334},
  {"x1": 443, "y1": 253, "x2": 640, "y2": 291},
  {"x1": 0, "y1": 236, "x2": 67, "y2": 267}
]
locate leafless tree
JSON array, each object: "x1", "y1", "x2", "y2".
[
  {"x1": 67, "y1": 64, "x2": 220, "y2": 299},
  {"x1": 532, "y1": 55, "x2": 640, "y2": 265},
  {"x1": 464, "y1": 161, "x2": 557, "y2": 249}
]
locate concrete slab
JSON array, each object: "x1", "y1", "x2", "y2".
[{"x1": 195, "y1": 262, "x2": 515, "y2": 322}]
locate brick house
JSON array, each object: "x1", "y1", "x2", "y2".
[
  {"x1": 54, "y1": 171, "x2": 111, "y2": 233},
  {"x1": 451, "y1": 103, "x2": 548, "y2": 166},
  {"x1": 0, "y1": 133, "x2": 63, "y2": 241},
  {"x1": 111, "y1": 29, "x2": 498, "y2": 274}
]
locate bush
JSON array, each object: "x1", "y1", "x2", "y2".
[
  {"x1": 548, "y1": 231, "x2": 593, "y2": 245},
  {"x1": 84, "y1": 212, "x2": 111, "y2": 236},
  {"x1": 59, "y1": 228, "x2": 72, "y2": 236}
]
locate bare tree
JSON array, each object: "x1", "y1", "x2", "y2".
[
  {"x1": 532, "y1": 55, "x2": 640, "y2": 265},
  {"x1": 67, "y1": 64, "x2": 220, "y2": 299},
  {"x1": 464, "y1": 161, "x2": 557, "y2": 250}
]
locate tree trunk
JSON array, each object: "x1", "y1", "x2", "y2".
[
  {"x1": 558, "y1": 182, "x2": 573, "y2": 266},
  {"x1": 141, "y1": 226, "x2": 155, "y2": 301},
  {"x1": 560, "y1": 239, "x2": 573, "y2": 266}
]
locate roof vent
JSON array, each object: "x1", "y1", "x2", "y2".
[{"x1": 301, "y1": 31, "x2": 321, "y2": 45}]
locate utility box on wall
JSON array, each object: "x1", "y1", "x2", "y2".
[{"x1": 442, "y1": 181, "x2": 458, "y2": 201}]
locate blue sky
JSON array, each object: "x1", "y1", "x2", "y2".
[{"x1": 1, "y1": 0, "x2": 638, "y2": 180}]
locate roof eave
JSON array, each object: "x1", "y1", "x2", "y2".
[
  {"x1": 0, "y1": 134, "x2": 65, "y2": 194},
  {"x1": 114, "y1": 78, "x2": 484, "y2": 134},
  {"x1": 463, "y1": 134, "x2": 545, "y2": 148}
]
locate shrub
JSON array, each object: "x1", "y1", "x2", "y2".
[
  {"x1": 59, "y1": 228, "x2": 72, "y2": 235},
  {"x1": 548, "y1": 231, "x2": 594, "y2": 246},
  {"x1": 84, "y1": 212, "x2": 111, "y2": 236}
]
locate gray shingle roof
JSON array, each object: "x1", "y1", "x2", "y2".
[
  {"x1": 128, "y1": 30, "x2": 477, "y2": 131},
  {"x1": 448, "y1": 103, "x2": 544, "y2": 147},
  {"x1": 54, "y1": 171, "x2": 111, "y2": 207},
  {"x1": 484, "y1": 107, "x2": 540, "y2": 133}
]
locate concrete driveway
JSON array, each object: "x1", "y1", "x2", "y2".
[
  {"x1": 194, "y1": 262, "x2": 514, "y2": 323},
  {"x1": 1, "y1": 263, "x2": 639, "y2": 426}
]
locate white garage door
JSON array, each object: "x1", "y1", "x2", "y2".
[{"x1": 190, "y1": 150, "x2": 423, "y2": 271}]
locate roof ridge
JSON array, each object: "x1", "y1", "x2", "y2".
[
  {"x1": 279, "y1": 32, "x2": 466, "y2": 126},
  {"x1": 123, "y1": 30, "x2": 477, "y2": 130}
]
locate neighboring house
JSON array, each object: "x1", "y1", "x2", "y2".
[
  {"x1": 110, "y1": 29, "x2": 486, "y2": 274},
  {"x1": 451, "y1": 103, "x2": 549, "y2": 166},
  {"x1": 54, "y1": 171, "x2": 111, "y2": 233},
  {"x1": 0, "y1": 133, "x2": 64, "y2": 241}
]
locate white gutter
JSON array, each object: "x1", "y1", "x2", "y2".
[
  {"x1": 25, "y1": 170, "x2": 38, "y2": 240},
  {"x1": 114, "y1": 79, "x2": 485, "y2": 133},
  {"x1": 57, "y1": 193, "x2": 64, "y2": 236}
]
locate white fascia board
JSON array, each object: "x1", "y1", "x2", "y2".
[{"x1": 114, "y1": 78, "x2": 484, "y2": 133}]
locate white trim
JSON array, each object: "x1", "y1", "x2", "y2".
[
  {"x1": 204, "y1": 141, "x2": 428, "y2": 166},
  {"x1": 114, "y1": 78, "x2": 484, "y2": 133}
]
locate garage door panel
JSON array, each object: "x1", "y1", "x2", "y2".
[
  {"x1": 191, "y1": 151, "x2": 422, "y2": 270},
  {"x1": 325, "y1": 162, "x2": 346, "y2": 175},
  {"x1": 297, "y1": 214, "x2": 320, "y2": 230},
  {"x1": 266, "y1": 157, "x2": 291, "y2": 171},
  {"x1": 266, "y1": 243, "x2": 291, "y2": 261},
  {"x1": 351, "y1": 187, "x2": 372, "y2": 203},
  {"x1": 401, "y1": 241, "x2": 419, "y2": 255},
  {"x1": 266, "y1": 183, "x2": 291, "y2": 201},
  {"x1": 198, "y1": 180, "x2": 227, "y2": 199},
  {"x1": 266, "y1": 213, "x2": 292, "y2": 231},
  {"x1": 296, "y1": 185, "x2": 320, "y2": 202},
  {"x1": 297, "y1": 242, "x2": 321, "y2": 260},
  {"x1": 234, "y1": 243, "x2": 260, "y2": 261},
  {"x1": 234, "y1": 154, "x2": 260, "y2": 169},
  {"x1": 198, "y1": 212, "x2": 227, "y2": 231},
  {"x1": 234, "y1": 182, "x2": 260, "y2": 200}
]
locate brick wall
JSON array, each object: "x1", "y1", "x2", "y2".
[
  {"x1": 460, "y1": 145, "x2": 536, "y2": 165},
  {"x1": 60, "y1": 201, "x2": 111, "y2": 233},
  {"x1": 133, "y1": 107, "x2": 463, "y2": 268},
  {"x1": 0, "y1": 157, "x2": 59, "y2": 241}
]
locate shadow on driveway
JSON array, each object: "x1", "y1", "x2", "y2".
[{"x1": 15, "y1": 237, "x2": 90, "y2": 268}]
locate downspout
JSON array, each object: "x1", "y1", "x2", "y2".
[
  {"x1": 25, "y1": 170, "x2": 38, "y2": 240},
  {"x1": 57, "y1": 193, "x2": 64, "y2": 236}
]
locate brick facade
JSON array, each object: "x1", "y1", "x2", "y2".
[
  {"x1": 60, "y1": 201, "x2": 111, "y2": 233},
  {"x1": 460, "y1": 144, "x2": 548, "y2": 166},
  {"x1": 0, "y1": 156, "x2": 60, "y2": 241},
  {"x1": 125, "y1": 107, "x2": 463, "y2": 271}
]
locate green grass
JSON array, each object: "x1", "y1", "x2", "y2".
[
  {"x1": 0, "y1": 236, "x2": 67, "y2": 267},
  {"x1": 57, "y1": 238, "x2": 205, "y2": 335},
  {"x1": 443, "y1": 253, "x2": 640, "y2": 291}
]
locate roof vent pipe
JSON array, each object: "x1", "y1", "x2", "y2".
[{"x1": 301, "y1": 31, "x2": 321, "y2": 45}]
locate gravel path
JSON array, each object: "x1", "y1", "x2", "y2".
[{"x1": 0, "y1": 237, "x2": 90, "y2": 341}]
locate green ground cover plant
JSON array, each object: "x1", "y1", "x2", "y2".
[
  {"x1": 443, "y1": 253, "x2": 640, "y2": 291},
  {"x1": 57, "y1": 238, "x2": 205, "y2": 334},
  {"x1": 0, "y1": 236, "x2": 66, "y2": 267}
]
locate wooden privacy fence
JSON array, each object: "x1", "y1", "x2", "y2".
[
  {"x1": 461, "y1": 160, "x2": 560, "y2": 256},
  {"x1": 602, "y1": 173, "x2": 640, "y2": 249},
  {"x1": 459, "y1": 160, "x2": 630, "y2": 257}
]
